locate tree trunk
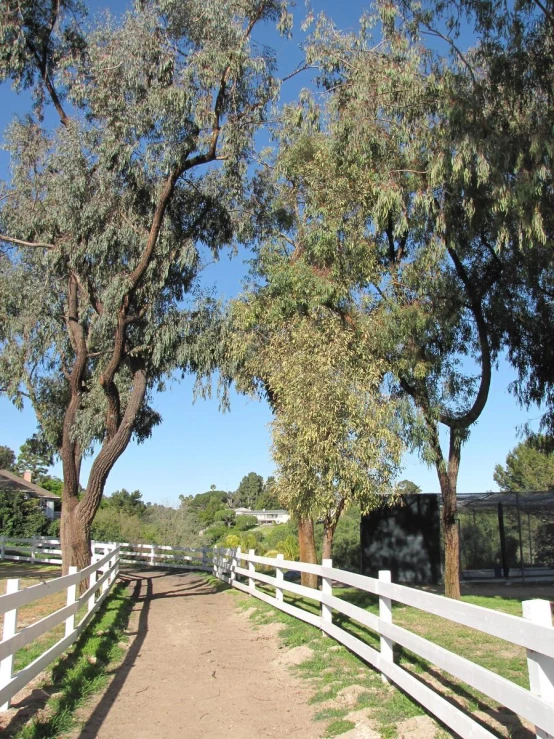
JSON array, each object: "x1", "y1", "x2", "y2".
[
  {"x1": 436, "y1": 429, "x2": 462, "y2": 599},
  {"x1": 298, "y1": 517, "x2": 318, "y2": 588},
  {"x1": 61, "y1": 502, "x2": 91, "y2": 574},
  {"x1": 322, "y1": 498, "x2": 345, "y2": 561},
  {"x1": 60, "y1": 362, "x2": 147, "y2": 574}
]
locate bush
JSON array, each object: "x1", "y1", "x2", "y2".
[{"x1": 235, "y1": 515, "x2": 257, "y2": 531}]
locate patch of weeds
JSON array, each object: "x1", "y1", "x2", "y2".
[
  {"x1": 13, "y1": 582, "x2": 134, "y2": 739},
  {"x1": 325, "y1": 719, "x2": 355, "y2": 736},
  {"x1": 313, "y1": 707, "x2": 349, "y2": 722}
]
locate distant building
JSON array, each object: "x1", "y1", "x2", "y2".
[
  {"x1": 234, "y1": 508, "x2": 290, "y2": 525},
  {"x1": 0, "y1": 469, "x2": 61, "y2": 520}
]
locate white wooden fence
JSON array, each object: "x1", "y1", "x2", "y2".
[
  {"x1": 212, "y1": 548, "x2": 554, "y2": 739},
  {"x1": 0, "y1": 545, "x2": 120, "y2": 711},
  {"x1": 0, "y1": 537, "x2": 212, "y2": 572}
]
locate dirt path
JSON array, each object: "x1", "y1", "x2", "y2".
[{"x1": 78, "y1": 570, "x2": 321, "y2": 739}]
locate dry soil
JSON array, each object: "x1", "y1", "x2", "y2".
[{"x1": 78, "y1": 570, "x2": 321, "y2": 739}]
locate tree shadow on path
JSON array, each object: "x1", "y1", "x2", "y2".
[{"x1": 77, "y1": 569, "x2": 220, "y2": 738}]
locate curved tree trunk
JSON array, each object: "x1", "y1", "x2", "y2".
[{"x1": 298, "y1": 517, "x2": 318, "y2": 589}]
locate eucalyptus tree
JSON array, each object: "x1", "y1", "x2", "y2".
[
  {"x1": 388, "y1": 0, "x2": 554, "y2": 431},
  {"x1": 0, "y1": 0, "x2": 290, "y2": 571},
  {"x1": 266, "y1": 312, "x2": 402, "y2": 560},
  {"x1": 260, "y1": 10, "x2": 513, "y2": 598}
]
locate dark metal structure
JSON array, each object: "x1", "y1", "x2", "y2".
[{"x1": 360, "y1": 494, "x2": 442, "y2": 584}]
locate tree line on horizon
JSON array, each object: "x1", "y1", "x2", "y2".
[{"x1": 1, "y1": 0, "x2": 554, "y2": 597}]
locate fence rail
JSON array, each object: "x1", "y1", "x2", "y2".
[
  {"x1": 212, "y1": 548, "x2": 554, "y2": 739},
  {"x1": 0, "y1": 545, "x2": 120, "y2": 711},
  {"x1": 0, "y1": 537, "x2": 213, "y2": 572}
]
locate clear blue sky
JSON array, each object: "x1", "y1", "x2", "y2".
[{"x1": 0, "y1": 1, "x2": 542, "y2": 505}]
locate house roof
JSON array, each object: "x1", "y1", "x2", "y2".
[{"x1": 0, "y1": 469, "x2": 60, "y2": 500}]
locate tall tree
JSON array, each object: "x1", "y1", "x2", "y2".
[
  {"x1": 494, "y1": 436, "x2": 554, "y2": 492},
  {"x1": 15, "y1": 434, "x2": 53, "y2": 482},
  {"x1": 0, "y1": 0, "x2": 289, "y2": 571},
  {"x1": 232, "y1": 472, "x2": 264, "y2": 508},
  {"x1": 0, "y1": 446, "x2": 15, "y2": 471}
]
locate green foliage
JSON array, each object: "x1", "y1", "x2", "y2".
[
  {"x1": 395, "y1": 480, "x2": 422, "y2": 495},
  {"x1": 15, "y1": 434, "x2": 54, "y2": 482},
  {"x1": 494, "y1": 435, "x2": 554, "y2": 491},
  {"x1": 0, "y1": 445, "x2": 15, "y2": 470},
  {"x1": 0, "y1": 490, "x2": 50, "y2": 536},
  {"x1": 232, "y1": 472, "x2": 264, "y2": 508},
  {"x1": 235, "y1": 514, "x2": 258, "y2": 531},
  {"x1": 103, "y1": 489, "x2": 146, "y2": 517},
  {"x1": 0, "y1": 0, "x2": 289, "y2": 564},
  {"x1": 214, "y1": 508, "x2": 236, "y2": 527}
]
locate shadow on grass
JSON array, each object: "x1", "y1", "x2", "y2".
[{"x1": 4, "y1": 577, "x2": 137, "y2": 739}]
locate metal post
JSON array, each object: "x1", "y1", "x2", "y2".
[
  {"x1": 522, "y1": 599, "x2": 554, "y2": 739},
  {"x1": 379, "y1": 570, "x2": 394, "y2": 684},
  {"x1": 498, "y1": 502, "x2": 509, "y2": 578},
  {"x1": 515, "y1": 490, "x2": 526, "y2": 581},
  {"x1": 0, "y1": 579, "x2": 20, "y2": 710}
]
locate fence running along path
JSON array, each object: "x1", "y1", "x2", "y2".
[
  {"x1": 0, "y1": 545, "x2": 120, "y2": 711},
  {"x1": 212, "y1": 547, "x2": 554, "y2": 739},
  {"x1": 0, "y1": 536, "x2": 213, "y2": 572},
  {"x1": 2, "y1": 539, "x2": 553, "y2": 736}
]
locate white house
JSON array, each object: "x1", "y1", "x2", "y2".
[{"x1": 234, "y1": 508, "x2": 290, "y2": 525}]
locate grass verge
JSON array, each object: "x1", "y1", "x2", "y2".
[
  {"x1": 6, "y1": 581, "x2": 134, "y2": 739},
  {"x1": 229, "y1": 584, "x2": 536, "y2": 738}
]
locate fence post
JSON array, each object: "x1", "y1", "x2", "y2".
[
  {"x1": 89, "y1": 555, "x2": 99, "y2": 613},
  {"x1": 150, "y1": 544, "x2": 156, "y2": 568},
  {"x1": 65, "y1": 566, "x2": 78, "y2": 638},
  {"x1": 202, "y1": 547, "x2": 208, "y2": 571},
  {"x1": 248, "y1": 549, "x2": 256, "y2": 594},
  {"x1": 0, "y1": 536, "x2": 5, "y2": 561},
  {"x1": 321, "y1": 558, "x2": 333, "y2": 634},
  {"x1": 379, "y1": 570, "x2": 394, "y2": 684},
  {"x1": 0, "y1": 579, "x2": 20, "y2": 711},
  {"x1": 230, "y1": 547, "x2": 240, "y2": 587},
  {"x1": 523, "y1": 599, "x2": 554, "y2": 739},
  {"x1": 30, "y1": 536, "x2": 36, "y2": 564},
  {"x1": 276, "y1": 553, "x2": 284, "y2": 603}
]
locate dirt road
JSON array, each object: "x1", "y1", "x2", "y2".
[{"x1": 79, "y1": 570, "x2": 321, "y2": 739}]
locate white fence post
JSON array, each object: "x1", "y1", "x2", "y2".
[
  {"x1": 65, "y1": 566, "x2": 78, "y2": 637},
  {"x1": 523, "y1": 599, "x2": 554, "y2": 739},
  {"x1": 89, "y1": 555, "x2": 99, "y2": 613},
  {"x1": 231, "y1": 547, "x2": 240, "y2": 587},
  {"x1": 150, "y1": 544, "x2": 156, "y2": 567},
  {"x1": 321, "y1": 558, "x2": 333, "y2": 633},
  {"x1": 0, "y1": 579, "x2": 20, "y2": 711},
  {"x1": 276, "y1": 553, "x2": 284, "y2": 603},
  {"x1": 379, "y1": 570, "x2": 394, "y2": 684},
  {"x1": 30, "y1": 537, "x2": 36, "y2": 564},
  {"x1": 248, "y1": 549, "x2": 256, "y2": 594}
]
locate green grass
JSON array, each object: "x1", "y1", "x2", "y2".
[
  {"x1": 230, "y1": 583, "x2": 535, "y2": 737},
  {"x1": 9, "y1": 582, "x2": 134, "y2": 739}
]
